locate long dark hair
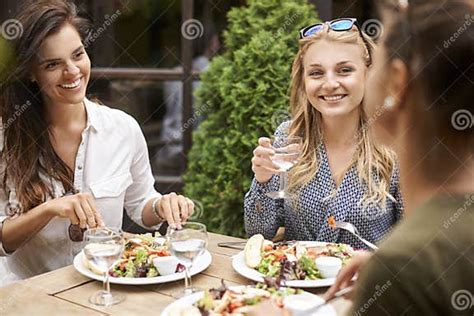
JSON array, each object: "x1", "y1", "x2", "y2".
[
  {"x1": 379, "y1": 0, "x2": 474, "y2": 180},
  {"x1": 0, "y1": 0, "x2": 92, "y2": 213}
]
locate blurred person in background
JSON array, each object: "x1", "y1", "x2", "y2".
[
  {"x1": 155, "y1": 29, "x2": 220, "y2": 172},
  {"x1": 326, "y1": 1, "x2": 473, "y2": 315}
]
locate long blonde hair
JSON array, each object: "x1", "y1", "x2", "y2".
[{"x1": 287, "y1": 24, "x2": 397, "y2": 209}]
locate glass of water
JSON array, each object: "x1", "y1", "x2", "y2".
[
  {"x1": 83, "y1": 227, "x2": 124, "y2": 306},
  {"x1": 166, "y1": 222, "x2": 208, "y2": 298},
  {"x1": 266, "y1": 135, "x2": 303, "y2": 199}
]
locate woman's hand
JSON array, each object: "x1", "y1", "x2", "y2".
[
  {"x1": 155, "y1": 193, "x2": 194, "y2": 228},
  {"x1": 47, "y1": 192, "x2": 105, "y2": 228},
  {"x1": 324, "y1": 250, "x2": 373, "y2": 301},
  {"x1": 251, "y1": 137, "x2": 280, "y2": 183}
]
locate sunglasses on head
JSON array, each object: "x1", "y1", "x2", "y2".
[
  {"x1": 299, "y1": 18, "x2": 360, "y2": 38},
  {"x1": 299, "y1": 18, "x2": 373, "y2": 64}
]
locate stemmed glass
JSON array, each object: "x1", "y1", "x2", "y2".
[
  {"x1": 266, "y1": 136, "x2": 303, "y2": 199},
  {"x1": 166, "y1": 222, "x2": 208, "y2": 298},
  {"x1": 83, "y1": 227, "x2": 124, "y2": 306}
]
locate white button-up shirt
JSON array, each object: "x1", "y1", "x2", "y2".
[{"x1": 0, "y1": 98, "x2": 161, "y2": 281}]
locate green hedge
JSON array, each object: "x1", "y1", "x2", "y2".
[
  {"x1": 0, "y1": 38, "x2": 15, "y2": 83},
  {"x1": 184, "y1": 0, "x2": 319, "y2": 237}
]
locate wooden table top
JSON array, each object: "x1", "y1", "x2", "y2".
[{"x1": 0, "y1": 232, "x2": 351, "y2": 315}]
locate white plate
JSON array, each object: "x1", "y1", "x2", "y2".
[
  {"x1": 161, "y1": 285, "x2": 336, "y2": 316},
  {"x1": 73, "y1": 250, "x2": 212, "y2": 285},
  {"x1": 232, "y1": 241, "x2": 339, "y2": 288}
]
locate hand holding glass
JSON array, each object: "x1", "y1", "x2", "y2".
[{"x1": 266, "y1": 136, "x2": 302, "y2": 199}]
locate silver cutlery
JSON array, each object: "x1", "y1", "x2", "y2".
[
  {"x1": 217, "y1": 241, "x2": 246, "y2": 250},
  {"x1": 333, "y1": 221, "x2": 379, "y2": 250}
]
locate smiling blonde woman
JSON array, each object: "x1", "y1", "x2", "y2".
[{"x1": 245, "y1": 19, "x2": 403, "y2": 249}]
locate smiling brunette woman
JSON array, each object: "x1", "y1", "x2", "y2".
[
  {"x1": 245, "y1": 19, "x2": 404, "y2": 249},
  {"x1": 0, "y1": 0, "x2": 193, "y2": 282}
]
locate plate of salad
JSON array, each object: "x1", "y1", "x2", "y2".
[
  {"x1": 73, "y1": 233, "x2": 212, "y2": 285},
  {"x1": 161, "y1": 280, "x2": 336, "y2": 316},
  {"x1": 232, "y1": 234, "x2": 354, "y2": 288}
]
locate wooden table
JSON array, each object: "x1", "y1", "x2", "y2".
[{"x1": 0, "y1": 233, "x2": 351, "y2": 315}]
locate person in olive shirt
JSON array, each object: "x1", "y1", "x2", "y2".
[
  {"x1": 326, "y1": 0, "x2": 474, "y2": 315},
  {"x1": 343, "y1": 195, "x2": 473, "y2": 315}
]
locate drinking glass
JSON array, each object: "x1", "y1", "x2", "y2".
[
  {"x1": 266, "y1": 136, "x2": 303, "y2": 199},
  {"x1": 166, "y1": 222, "x2": 208, "y2": 298},
  {"x1": 83, "y1": 227, "x2": 124, "y2": 306}
]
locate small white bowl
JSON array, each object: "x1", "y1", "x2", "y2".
[
  {"x1": 152, "y1": 256, "x2": 180, "y2": 276},
  {"x1": 315, "y1": 256, "x2": 342, "y2": 278},
  {"x1": 284, "y1": 294, "x2": 324, "y2": 316}
]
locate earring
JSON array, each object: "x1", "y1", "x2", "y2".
[{"x1": 383, "y1": 96, "x2": 395, "y2": 108}]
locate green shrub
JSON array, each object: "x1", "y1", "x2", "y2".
[
  {"x1": 0, "y1": 38, "x2": 15, "y2": 83},
  {"x1": 184, "y1": 0, "x2": 319, "y2": 237}
]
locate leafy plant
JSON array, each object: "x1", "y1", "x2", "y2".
[
  {"x1": 0, "y1": 38, "x2": 15, "y2": 83},
  {"x1": 184, "y1": 0, "x2": 319, "y2": 237}
]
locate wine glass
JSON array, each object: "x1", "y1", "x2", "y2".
[
  {"x1": 266, "y1": 135, "x2": 303, "y2": 199},
  {"x1": 83, "y1": 227, "x2": 124, "y2": 306},
  {"x1": 166, "y1": 222, "x2": 208, "y2": 298}
]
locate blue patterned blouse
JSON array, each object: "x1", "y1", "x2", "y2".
[{"x1": 244, "y1": 122, "x2": 404, "y2": 250}]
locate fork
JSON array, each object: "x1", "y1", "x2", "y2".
[{"x1": 333, "y1": 221, "x2": 379, "y2": 250}]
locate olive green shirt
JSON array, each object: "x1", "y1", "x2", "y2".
[{"x1": 350, "y1": 193, "x2": 474, "y2": 315}]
